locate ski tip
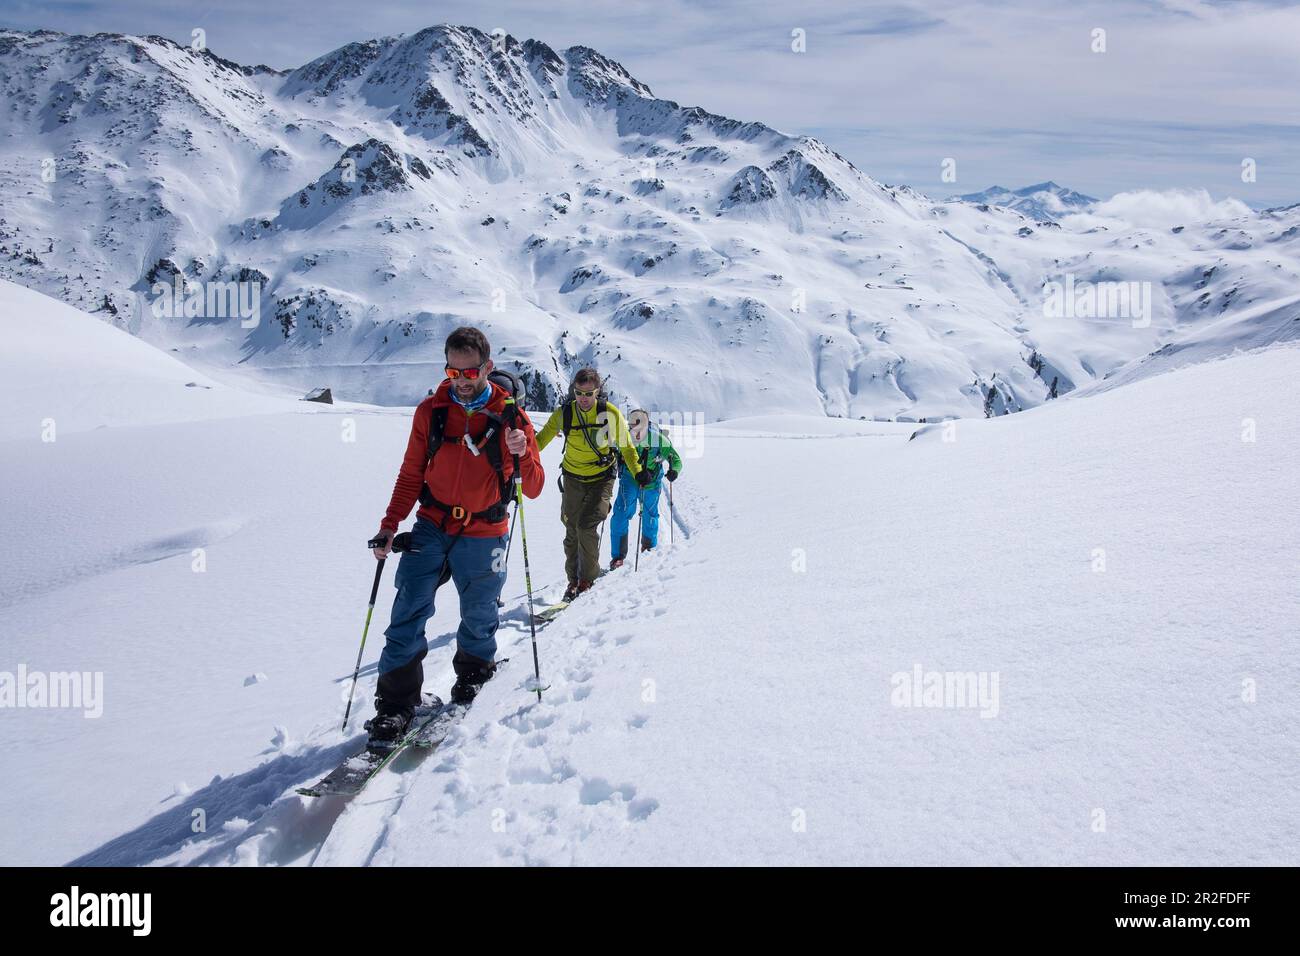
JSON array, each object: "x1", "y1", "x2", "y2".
[{"x1": 531, "y1": 603, "x2": 569, "y2": 624}]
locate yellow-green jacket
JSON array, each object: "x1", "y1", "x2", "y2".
[{"x1": 537, "y1": 401, "x2": 643, "y2": 481}]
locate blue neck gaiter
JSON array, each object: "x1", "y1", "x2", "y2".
[{"x1": 451, "y1": 383, "x2": 492, "y2": 413}]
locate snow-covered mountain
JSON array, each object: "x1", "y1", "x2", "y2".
[
  {"x1": 3, "y1": 26, "x2": 1299, "y2": 420},
  {"x1": 955, "y1": 181, "x2": 1098, "y2": 221}
]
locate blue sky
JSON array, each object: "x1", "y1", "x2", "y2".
[{"x1": 5, "y1": 0, "x2": 1298, "y2": 206}]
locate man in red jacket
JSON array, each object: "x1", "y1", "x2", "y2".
[{"x1": 368, "y1": 327, "x2": 544, "y2": 745}]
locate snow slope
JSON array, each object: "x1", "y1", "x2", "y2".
[
  {"x1": 0, "y1": 281, "x2": 307, "y2": 440},
  {"x1": 1, "y1": 284, "x2": 1295, "y2": 866}
]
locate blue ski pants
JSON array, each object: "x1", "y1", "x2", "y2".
[{"x1": 379, "y1": 516, "x2": 508, "y2": 674}]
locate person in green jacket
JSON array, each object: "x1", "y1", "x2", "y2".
[
  {"x1": 536, "y1": 367, "x2": 649, "y2": 600},
  {"x1": 609, "y1": 409, "x2": 682, "y2": 568}
]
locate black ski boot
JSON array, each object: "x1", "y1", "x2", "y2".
[
  {"x1": 562, "y1": 580, "x2": 580, "y2": 602},
  {"x1": 450, "y1": 648, "x2": 497, "y2": 705},
  {"x1": 364, "y1": 707, "x2": 412, "y2": 752},
  {"x1": 368, "y1": 651, "x2": 426, "y2": 751}
]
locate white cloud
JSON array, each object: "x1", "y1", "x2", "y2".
[{"x1": 1084, "y1": 188, "x2": 1256, "y2": 227}]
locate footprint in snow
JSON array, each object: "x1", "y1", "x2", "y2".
[
  {"x1": 578, "y1": 778, "x2": 659, "y2": 821},
  {"x1": 627, "y1": 797, "x2": 659, "y2": 821},
  {"x1": 578, "y1": 777, "x2": 636, "y2": 805},
  {"x1": 500, "y1": 708, "x2": 559, "y2": 734}
]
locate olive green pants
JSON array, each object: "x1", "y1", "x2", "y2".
[{"x1": 561, "y1": 471, "x2": 615, "y2": 583}]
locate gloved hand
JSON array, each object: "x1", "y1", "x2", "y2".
[
  {"x1": 666, "y1": 469, "x2": 678, "y2": 482},
  {"x1": 369, "y1": 530, "x2": 420, "y2": 558},
  {"x1": 636, "y1": 468, "x2": 653, "y2": 487},
  {"x1": 369, "y1": 530, "x2": 394, "y2": 559}
]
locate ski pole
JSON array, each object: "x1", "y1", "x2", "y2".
[
  {"x1": 634, "y1": 487, "x2": 644, "y2": 571},
  {"x1": 343, "y1": 541, "x2": 388, "y2": 732},
  {"x1": 667, "y1": 479, "x2": 674, "y2": 546},
  {"x1": 343, "y1": 533, "x2": 418, "y2": 730},
  {"x1": 512, "y1": 453, "x2": 545, "y2": 702}
]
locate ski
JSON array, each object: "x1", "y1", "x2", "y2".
[
  {"x1": 531, "y1": 601, "x2": 569, "y2": 625},
  {"x1": 296, "y1": 694, "x2": 443, "y2": 798},
  {"x1": 298, "y1": 665, "x2": 504, "y2": 798},
  {"x1": 530, "y1": 573, "x2": 611, "y2": 625}
]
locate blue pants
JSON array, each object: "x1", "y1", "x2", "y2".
[
  {"x1": 610, "y1": 469, "x2": 662, "y2": 559},
  {"x1": 379, "y1": 516, "x2": 508, "y2": 674}
]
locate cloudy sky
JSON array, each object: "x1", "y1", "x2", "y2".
[{"x1": 5, "y1": 0, "x2": 1298, "y2": 206}]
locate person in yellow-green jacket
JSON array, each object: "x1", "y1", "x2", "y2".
[{"x1": 536, "y1": 367, "x2": 650, "y2": 600}]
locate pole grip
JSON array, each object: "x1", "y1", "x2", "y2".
[{"x1": 367, "y1": 532, "x2": 419, "y2": 554}]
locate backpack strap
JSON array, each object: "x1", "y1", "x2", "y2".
[
  {"x1": 562, "y1": 399, "x2": 613, "y2": 468},
  {"x1": 419, "y1": 403, "x2": 512, "y2": 520},
  {"x1": 561, "y1": 398, "x2": 605, "y2": 433},
  {"x1": 450, "y1": 407, "x2": 507, "y2": 491},
  {"x1": 475, "y1": 409, "x2": 509, "y2": 506},
  {"x1": 425, "y1": 404, "x2": 449, "y2": 463}
]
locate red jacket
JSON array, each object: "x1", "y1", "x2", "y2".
[{"x1": 381, "y1": 381, "x2": 544, "y2": 537}]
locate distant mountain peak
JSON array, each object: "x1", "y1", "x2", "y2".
[
  {"x1": 562, "y1": 44, "x2": 653, "y2": 99},
  {"x1": 955, "y1": 181, "x2": 1099, "y2": 220}
]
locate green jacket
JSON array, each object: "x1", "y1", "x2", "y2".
[
  {"x1": 634, "y1": 425, "x2": 683, "y2": 478},
  {"x1": 537, "y1": 401, "x2": 642, "y2": 480}
]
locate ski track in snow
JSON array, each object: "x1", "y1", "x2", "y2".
[
  {"x1": 331, "y1": 546, "x2": 709, "y2": 867},
  {"x1": 68, "y1": 736, "x2": 357, "y2": 866},
  {"x1": 0, "y1": 519, "x2": 245, "y2": 610}
]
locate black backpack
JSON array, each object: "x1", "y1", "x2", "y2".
[
  {"x1": 561, "y1": 375, "x2": 614, "y2": 468},
  {"x1": 418, "y1": 369, "x2": 527, "y2": 522}
]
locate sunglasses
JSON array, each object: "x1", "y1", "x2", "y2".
[
  {"x1": 445, "y1": 364, "x2": 484, "y2": 380},
  {"x1": 574, "y1": 387, "x2": 598, "y2": 397}
]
